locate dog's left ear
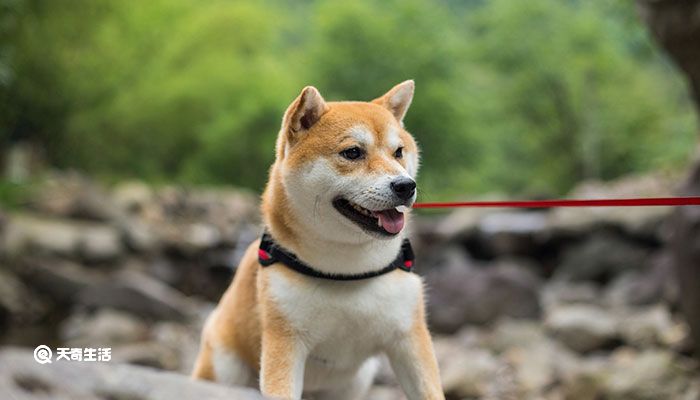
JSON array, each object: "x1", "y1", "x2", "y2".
[
  {"x1": 372, "y1": 80, "x2": 415, "y2": 123},
  {"x1": 283, "y1": 86, "x2": 329, "y2": 135}
]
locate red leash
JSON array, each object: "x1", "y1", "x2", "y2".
[{"x1": 412, "y1": 196, "x2": 700, "y2": 209}]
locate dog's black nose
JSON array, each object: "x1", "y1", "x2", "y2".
[{"x1": 391, "y1": 177, "x2": 416, "y2": 200}]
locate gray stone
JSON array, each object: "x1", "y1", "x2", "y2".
[
  {"x1": 28, "y1": 172, "x2": 119, "y2": 221},
  {"x1": 118, "y1": 219, "x2": 160, "y2": 253},
  {"x1": 423, "y1": 247, "x2": 541, "y2": 333},
  {"x1": 618, "y1": 305, "x2": 676, "y2": 348},
  {"x1": 545, "y1": 304, "x2": 618, "y2": 353},
  {"x1": 0, "y1": 269, "x2": 46, "y2": 326},
  {"x1": 16, "y1": 258, "x2": 103, "y2": 303},
  {"x1": 555, "y1": 231, "x2": 651, "y2": 283},
  {"x1": 541, "y1": 281, "x2": 600, "y2": 311},
  {"x1": 550, "y1": 172, "x2": 677, "y2": 239},
  {"x1": 486, "y1": 319, "x2": 580, "y2": 396},
  {"x1": 151, "y1": 321, "x2": 202, "y2": 374},
  {"x1": 111, "y1": 181, "x2": 154, "y2": 213},
  {"x1": 111, "y1": 341, "x2": 181, "y2": 370},
  {"x1": 475, "y1": 211, "x2": 550, "y2": 258},
  {"x1": 60, "y1": 309, "x2": 150, "y2": 347},
  {"x1": 603, "y1": 348, "x2": 694, "y2": 400},
  {"x1": 604, "y1": 253, "x2": 677, "y2": 308},
  {"x1": 3, "y1": 214, "x2": 84, "y2": 257},
  {"x1": 486, "y1": 319, "x2": 547, "y2": 352},
  {"x1": 0, "y1": 347, "x2": 266, "y2": 399},
  {"x1": 432, "y1": 207, "x2": 492, "y2": 240},
  {"x1": 77, "y1": 270, "x2": 197, "y2": 321},
  {"x1": 3, "y1": 214, "x2": 123, "y2": 262},
  {"x1": 78, "y1": 225, "x2": 123, "y2": 263},
  {"x1": 435, "y1": 337, "x2": 503, "y2": 398},
  {"x1": 559, "y1": 356, "x2": 609, "y2": 400}
]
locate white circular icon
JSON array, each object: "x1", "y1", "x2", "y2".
[{"x1": 33, "y1": 345, "x2": 52, "y2": 364}]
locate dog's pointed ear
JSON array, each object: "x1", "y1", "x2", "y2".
[
  {"x1": 283, "y1": 86, "x2": 329, "y2": 135},
  {"x1": 372, "y1": 80, "x2": 415, "y2": 123}
]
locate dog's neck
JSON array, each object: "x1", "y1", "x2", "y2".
[{"x1": 261, "y1": 174, "x2": 405, "y2": 276}]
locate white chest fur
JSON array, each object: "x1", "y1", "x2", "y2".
[{"x1": 266, "y1": 268, "x2": 423, "y2": 390}]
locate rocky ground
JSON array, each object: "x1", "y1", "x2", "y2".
[{"x1": 0, "y1": 171, "x2": 698, "y2": 399}]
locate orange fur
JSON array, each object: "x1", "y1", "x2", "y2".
[
  {"x1": 192, "y1": 81, "x2": 443, "y2": 400},
  {"x1": 263, "y1": 100, "x2": 418, "y2": 252}
]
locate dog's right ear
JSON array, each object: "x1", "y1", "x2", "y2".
[{"x1": 282, "y1": 86, "x2": 329, "y2": 137}]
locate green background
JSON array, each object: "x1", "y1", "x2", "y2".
[{"x1": 1, "y1": 0, "x2": 697, "y2": 199}]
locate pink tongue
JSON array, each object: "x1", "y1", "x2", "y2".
[{"x1": 376, "y1": 209, "x2": 405, "y2": 234}]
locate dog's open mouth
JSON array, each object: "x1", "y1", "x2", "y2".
[{"x1": 332, "y1": 198, "x2": 407, "y2": 236}]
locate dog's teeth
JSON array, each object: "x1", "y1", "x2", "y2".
[
  {"x1": 396, "y1": 206, "x2": 408, "y2": 213},
  {"x1": 350, "y1": 202, "x2": 372, "y2": 216}
]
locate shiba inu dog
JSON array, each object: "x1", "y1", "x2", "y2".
[{"x1": 192, "y1": 81, "x2": 444, "y2": 400}]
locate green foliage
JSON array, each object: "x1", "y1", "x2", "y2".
[
  {"x1": 0, "y1": 179, "x2": 32, "y2": 209},
  {"x1": 1, "y1": 0, "x2": 696, "y2": 197}
]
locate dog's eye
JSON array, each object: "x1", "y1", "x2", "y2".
[
  {"x1": 394, "y1": 147, "x2": 404, "y2": 159},
  {"x1": 340, "y1": 147, "x2": 364, "y2": 160}
]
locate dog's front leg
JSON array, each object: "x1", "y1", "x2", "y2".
[
  {"x1": 386, "y1": 310, "x2": 444, "y2": 400},
  {"x1": 259, "y1": 324, "x2": 308, "y2": 399}
]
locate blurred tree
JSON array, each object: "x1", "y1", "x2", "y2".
[
  {"x1": 637, "y1": 0, "x2": 700, "y2": 359},
  {"x1": 463, "y1": 0, "x2": 696, "y2": 195},
  {"x1": 0, "y1": 0, "x2": 696, "y2": 197},
  {"x1": 304, "y1": 0, "x2": 477, "y2": 197}
]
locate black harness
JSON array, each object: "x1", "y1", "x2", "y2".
[{"x1": 258, "y1": 232, "x2": 414, "y2": 281}]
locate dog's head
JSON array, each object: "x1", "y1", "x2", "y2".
[{"x1": 271, "y1": 81, "x2": 419, "y2": 242}]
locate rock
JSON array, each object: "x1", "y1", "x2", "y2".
[
  {"x1": 16, "y1": 258, "x2": 103, "y2": 303},
  {"x1": 77, "y1": 270, "x2": 197, "y2": 321},
  {"x1": 0, "y1": 269, "x2": 46, "y2": 328},
  {"x1": 549, "y1": 206, "x2": 671, "y2": 240},
  {"x1": 559, "y1": 356, "x2": 609, "y2": 400},
  {"x1": 473, "y1": 211, "x2": 550, "y2": 258},
  {"x1": 111, "y1": 184, "x2": 258, "y2": 257},
  {"x1": 618, "y1": 305, "x2": 675, "y2": 348},
  {"x1": 60, "y1": 309, "x2": 149, "y2": 347},
  {"x1": 604, "y1": 253, "x2": 677, "y2": 309},
  {"x1": 78, "y1": 225, "x2": 123, "y2": 263},
  {"x1": 59, "y1": 311, "x2": 185, "y2": 370},
  {"x1": 111, "y1": 181, "x2": 154, "y2": 214},
  {"x1": 550, "y1": 172, "x2": 678, "y2": 239},
  {"x1": 432, "y1": 208, "x2": 555, "y2": 260},
  {"x1": 432, "y1": 207, "x2": 493, "y2": 240},
  {"x1": 423, "y1": 247, "x2": 541, "y2": 333},
  {"x1": 3, "y1": 214, "x2": 123, "y2": 262},
  {"x1": 603, "y1": 348, "x2": 694, "y2": 400},
  {"x1": 434, "y1": 337, "x2": 503, "y2": 398},
  {"x1": 0, "y1": 347, "x2": 266, "y2": 400},
  {"x1": 112, "y1": 341, "x2": 181, "y2": 370},
  {"x1": 486, "y1": 319, "x2": 580, "y2": 396},
  {"x1": 555, "y1": 230, "x2": 652, "y2": 283},
  {"x1": 27, "y1": 172, "x2": 119, "y2": 221},
  {"x1": 3, "y1": 214, "x2": 84, "y2": 257},
  {"x1": 541, "y1": 281, "x2": 600, "y2": 311},
  {"x1": 486, "y1": 319, "x2": 548, "y2": 352},
  {"x1": 545, "y1": 304, "x2": 619, "y2": 353},
  {"x1": 151, "y1": 321, "x2": 201, "y2": 373},
  {"x1": 118, "y1": 219, "x2": 160, "y2": 253},
  {"x1": 183, "y1": 223, "x2": 222, "y2": 251}
]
